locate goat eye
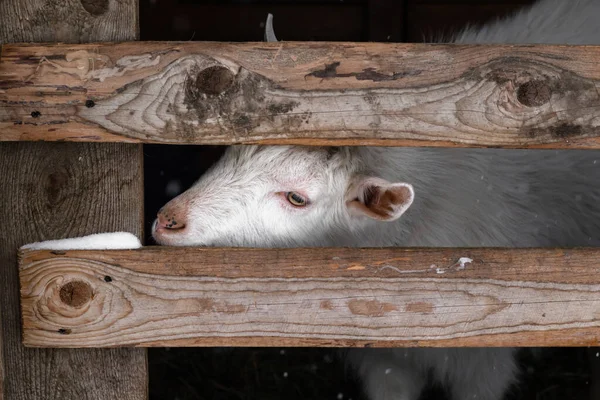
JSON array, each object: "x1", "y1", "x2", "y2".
[{"x1": 286, "y1": 192, "x2": 307, "y2": 207}]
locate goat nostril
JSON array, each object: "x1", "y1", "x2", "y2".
[
  {"x1": 156, "y1": 212, "x2": 186, "y2": 231},
  {"x1": 165, "y1": 219, "x2": 185, "y2": 230}
]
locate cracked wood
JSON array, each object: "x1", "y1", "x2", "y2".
[
  {"x1": 3, "y1": 42, "x2": 600, "y2": 147},
  {"x1": 18, "y1": 247, "x2": 600, "y2": 348}
]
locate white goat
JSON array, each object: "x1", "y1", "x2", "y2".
[{"x1": 153, "y1": 1, "x2": 600, "y2": 399}]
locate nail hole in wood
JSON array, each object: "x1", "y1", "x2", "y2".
[
  {"x1": 104, "y1": 275, "x2": 113, "y2": 282},
  {"x1": 85, "y1": 100, "x2": 95, "y2": 108}
]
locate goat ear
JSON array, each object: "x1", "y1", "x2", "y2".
[{"x1": 346, "y1": 176, "x2": 414, "y2": 221}]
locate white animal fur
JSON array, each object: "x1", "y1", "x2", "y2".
[{"x1": 153, "y1": 1, "x2": 600, "y2": 399}]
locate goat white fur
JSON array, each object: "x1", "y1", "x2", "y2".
[{"x1": 153, "y1": 1, "x2": 600, "y2": 399}]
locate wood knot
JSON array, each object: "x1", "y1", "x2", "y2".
[
  {"x1": 193, "y1": 66, "x2": 235, "y2": 95},
  {"x1": 59, "y1": 281, "x2": 93, "y2": 308},
  {"x1": 517, "y1": 80, "x2": 552, "y2": 107},
  {"x1": 45, "y1": 170, "x2": 69, "y2": 206},
  {"x1": 80, "y1": 0, "x2": 109, "y2": 16}
]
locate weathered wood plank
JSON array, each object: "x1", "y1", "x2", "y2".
[
  {"x1": 2, "y1": 42, "x2": 600, "y2": 148},
  {"x1": 1, "y1": 143, "x2": 148, "y2": 399},
  {"x1": 18, "y1": 247, "x2": 600, "y2": 348},
  {"x1": 0, "y1": 1, "x2": 147, "y2": 400},
  {"x1": 0, "y1": 0, "x2": 139, "y2": 44}
]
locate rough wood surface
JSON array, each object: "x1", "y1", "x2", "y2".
[
  {"x1": 3, "y1": 42, "x2": 600, "y2": 147},
  {"x1": 1, "y1": 144, "x2": 147, "y2": 400},
  {"x1": 0, "y1": 1, "x2": 147, "y2": 399},
  {"x1": 0, "y1": 0, "x2": 139, "y2": 44},
  {"x1": 18, "y1": 247, "x2": 600, "y2": 348}
]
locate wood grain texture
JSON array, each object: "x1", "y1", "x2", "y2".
[
  {"x1": 18, "y1": 246, "x2": 600, "y2": 348},
  {"x1": 0, "y1": 0, "x2": 139, "y2": 44},
  {"x1": 1, "y1": 143, "x2": 147, "y2": 400},
  {"x1": 3, "y1": 42, "x2": 600, "y2": 147},
  {"x1": 0, "y1": 1, "x2": 147, "y2": 399}
]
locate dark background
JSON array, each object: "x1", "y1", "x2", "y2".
[{"x1": 141, "y1": 1, "x2": 593, "y2": 399}]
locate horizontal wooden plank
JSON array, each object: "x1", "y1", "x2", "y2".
[
  {"x1": 18, "y1": 247, "x2": 600, "y2": 348},
  {"x1": 3, "y1": 42, "x2": 600, "y2": 148}
]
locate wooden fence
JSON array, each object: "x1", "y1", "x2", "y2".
[
  {"x1": 18, "y1": 247, "x2": 600, "y2": 348},
  {"x1": 2, "y1": 14, "x2": 600, "y2": 400},
  {"x1": 3, "y1": 42, "x2": 600, "y2": 148}
]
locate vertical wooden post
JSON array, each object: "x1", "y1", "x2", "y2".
[{"x1": 0, "y1": 1, "x2": 148, "y2": 399}]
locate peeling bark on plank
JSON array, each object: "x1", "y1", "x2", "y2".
[
  {"x1": 2, "y1": 42, "x2": 600, "y2": 147},
  {"x1": 18, "y1": 247, "x2": 600, "y2": 348}
]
